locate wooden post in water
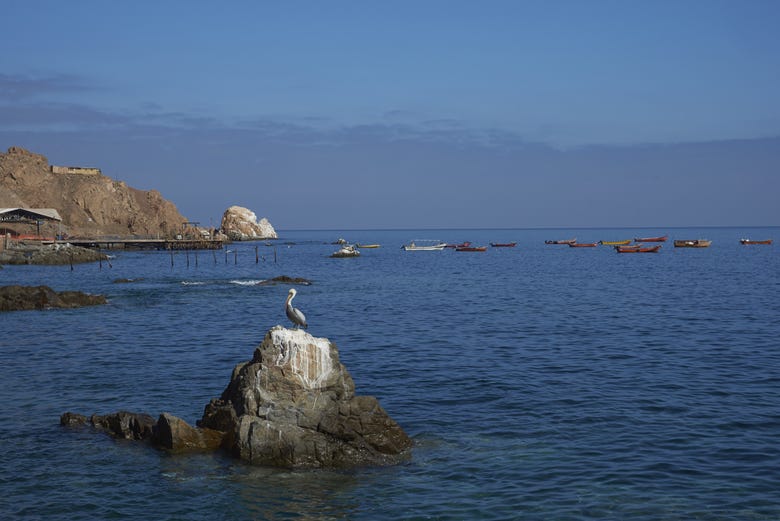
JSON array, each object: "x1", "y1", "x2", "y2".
[
  {"x1": 70, "y1": 251, "x2": 74, "y2": 271},
  {"x1": 195, "y1": 249, "x2": 198, "y2": 267},
  {"x1": 212, "y1": 249, "x2": 217, "y2": 265},
  {"x1": 234, "y1": 250, "x2": 238, "y2": 265},
  {"x1": 225, "y1": 249, "x2": 228, "y2": 264},
  {"x1": 170, "y1": 248, "x2": 174, "y2": 267},
  {"x1": 186, "y1": 250, "x2": 190, "y2": 268},
  {"x1": 255, "y1": 245, "x2": 259, "y2": 264}
]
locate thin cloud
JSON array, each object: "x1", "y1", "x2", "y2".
[{"x1": 0, "y1": 73, "x2": 95, "y2": 100}]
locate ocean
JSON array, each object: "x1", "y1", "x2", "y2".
[{"x1": 1, "y1": 227, "x2": 778, "y2": 520}]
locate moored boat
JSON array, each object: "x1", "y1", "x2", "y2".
[
  {"x1": 634, "y1": 235, "x2": 668, "y2": 242},
  {"x1": 740, "y1": 239, "x2": 772, "y2": 245},
  {"x1": 568, "y1": 242, "x2": 598, "y2": 247},
  {"x1": 355, "y1": 243, "x2": 380, "y2": 248},
  {"x1": 599, "y1": 239, "x2": 632, "y2": 246},
  {"x1": 444, "y1": 241, "x2": 471, "y2": 249},
  {"x1": 545, "y1": 238, "x2": 576, "y2": 245},
  {"x1": 616, "y1": 244, "x2": 661, "y2": 253},
  {"x1": 403, "y1": 240, "x2": 447, "y2": 251},
  {"x1": 330, "y1": 245, "x2": 360, "y2": 258},
  {"x1": 674, "y1": 239, "x2": 711, "y2": 248},
  {"x1": 455, "y1": 246, "x2": 487, "y2": 252},
  {"x1": 490, "y1": 242, "x2": 517, "y2": 247}
]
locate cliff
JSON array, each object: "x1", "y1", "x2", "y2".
[{"x1": 0, "y1": 146, "x2": 188, "y2": 238}]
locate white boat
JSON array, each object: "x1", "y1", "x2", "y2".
[
  {"x1": 330, "y1": 245, "x2": 360, "y2": 258},
  {"x1": 402, "y1": 240, "x2": 447, "y2": 251}
]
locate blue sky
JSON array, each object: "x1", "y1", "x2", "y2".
[{"x1": 2, "y1": 0, "x2": 779, "y2": 229}]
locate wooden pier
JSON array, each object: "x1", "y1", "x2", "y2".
[{"x1": 49, "y1": 238, "x2": 224, "y2": 250}]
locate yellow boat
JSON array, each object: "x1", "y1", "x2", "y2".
[
  {"x1": 356, "y1": 243, "x2": 380, "y2": 248},
  {"x1": 598, "y1": 239, "x2": 632, "y2": 246}
]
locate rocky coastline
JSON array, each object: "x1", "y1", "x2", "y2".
[
  {"x1": 0, "y1": 242, "x2": 109, "y2": 265},
  {"x1": 61, "y1": 326, "x2": 412, "y2": 468}
]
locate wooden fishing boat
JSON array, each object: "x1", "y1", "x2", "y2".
[
  {"x1": 545, "y1": 238, "x2": 576, "y2": 245},
  {"x1": 355, "y1": 243, "x2": 380, "y2": 248},
  {"x1": 444, "y1": 241, "x2": 471, "y2": 249},
  {"x1": 740, "y1": 239, "x2": 772, "y2": 245},
  {"x1": 490, "y1": 242, "x2": 517, "y2": 247},
  {"x1": 614, "y1": 244, "x2": 641, "y2": 251},
  {"x1": 599, "y1": 239, "x2": 632, "y2": 246},
  {"x1": 674, "y1": 239, "x2": 711, "y2": 248},
  {"x1": 634, "y1": 235, "x2": 668, "y2": 242},
  {"x1": 455, "y1": 246, "x2": 487, "y2": 252},
  {"x1": 568, "y1": 242, "x2": 598, "y2": 247},
  {"x1": 616, "y1": 244, "x2": 661, "y2": 253}
]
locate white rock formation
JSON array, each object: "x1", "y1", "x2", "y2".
[{"x1": 220, "y1": 205, "x2": 277, "y2": 240}]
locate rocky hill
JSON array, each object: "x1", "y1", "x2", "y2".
[{"x1": 0, "y1": 146, "x2": 189, "y2": 238}]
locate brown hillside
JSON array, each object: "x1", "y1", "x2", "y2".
[{"x1": 0, "y1": 146, "x2": 189, "y2": 238}]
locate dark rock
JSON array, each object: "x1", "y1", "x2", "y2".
[
  {"x1": 256, "y1": 275, "x2": 312, "y2": 286},
  {"x1": 153, "y1": 413, "x2": 224, "y2": 453},
  {"x1": 113, "y1": 278, "x2": 144, "y2": 283},
  {"x1": 60, "y1": 412, "x2": 88, "y2": 427},
  {"x1": 0, "y1": 285, "x2": 107, "y2": 312},
  {"x1": 0, "y1": 244, "x2": 108, "y2": 265},
  {"x1": 90, "y1": 411, "x2": 156, "y2": 440}
]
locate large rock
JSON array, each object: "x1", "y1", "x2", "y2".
[
  {"x1": 198, "y1": 326, "x2": 412, "y2": 468},
  {"x1": 1, "y1": 285, "x2": 107, "y2": 311},
  {"x1": 0, "y1": 243, "x2": 108, "y2": 265},
  {"x1": 220, "y1": 205, "x2": 277, "y2": 240}
]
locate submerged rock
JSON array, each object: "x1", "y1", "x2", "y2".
[
  {"x1": 256, "y1": 275, "x2": 312, "y2": 286},
  {"x1": 0, "y1": 285, "x2": 107, "y2": 312},
  {"x1": 220, "y1": 205, "x2": 277, "y2": 241},
  {"x1": 62, "y1": 326, "x2": 412, "y2": 468}
]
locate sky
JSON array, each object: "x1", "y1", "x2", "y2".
[{"x1": 1, "y1": 0, "x2": 779, "y2": 229}]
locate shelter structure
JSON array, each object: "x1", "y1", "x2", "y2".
[{"x1": 0, "y1": 208, "x2": 63, "y2": 245}]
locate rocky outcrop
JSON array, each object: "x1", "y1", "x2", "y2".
[
  {"x1": 199, "y1": 326, "x2": 412, "y2": 467},
  {"x1": 1, "y1": 285, "x2": 107, "y2": 312},
  {"x1": 0, "y1": 146, "x2": 189, "y2": 238},
  {"x1": 61, "y1": 326, "x2": 413, "y2": 468},
  {"x1": 220, "y1": 205, "x2": 277, "y2": 240},
  {"x1": 0, "y1": 243, "x2": 108, "y2": 265}
]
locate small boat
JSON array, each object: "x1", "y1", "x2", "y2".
[
  {"x1": 674, "y1": 239, "x2": 711, "y2": 248},
  {"x1": 545, "y1": 238, "x2": 576, "y2": 245},
  {"x1": 490, "y1": 242, "x2": 517, "y2": 247},
  {"x1": 444, "y1": 241, "x2": 471, "y2": 249},
  {"x1": 634, "y1": 235, "x2": 668, "y2": 242},
  {"x1": 355, "y1": 243, "x2": 380, "y2": 248},
  {"x1": 616, "y1": 244, "x2": 661, "y2": 253},
  {"x1": 403, "y1": 240, "x2": 447, "y2": 251},
  {"x1": 599, "y1": 239, "x2": 632, "y2": 246},
  {"x1": 568, "y1": 242, "x2": 598, "y2": 247},
  {"x1": 614, "y1": 244, "x2": 641, "y2": 251},
  {"x1": 740, "y1": 239, "x2": 772, "y2": 245},
  {"x1": 455, "y1": 246, "x2": 487, "y2": 252},
  {"x1": 330, "y1": 245, "x2": 360, "y2": 258}
]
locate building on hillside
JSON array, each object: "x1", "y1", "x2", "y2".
[{"x1": 50, "y1": 165, "x2": 102, "y2": 175}]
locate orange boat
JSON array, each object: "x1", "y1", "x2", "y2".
[
  {"x1": 634, "y1": 235, "x2": 668, "y2": 242},
  {"x1": 617, "y1": 245, "x2": 661, "y2": 253},
  {"x1": 740, "y1": 239, "x2": 772, "y2": 245},
  {"x1": 445, "y1": 241, "x2": 471, "y2": 249},
  {"x1": 490, "y1": 242, "x2": 517, "y2": 248},
  {"x1": 568, "y1": 242, "x2": 598, "y2": 247},
  {"x1": 455, "y1": 246, "x2": 487, "y2": 252}
]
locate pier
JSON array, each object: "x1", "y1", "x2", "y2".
[{"x1": 49, "y1": 238, "x2": 224, "y2": 250}]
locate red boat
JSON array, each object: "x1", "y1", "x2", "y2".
[
  {"x1": 445, "y1": 241, "x2": 471, "y2": 249},
  {"x1": 740, "y1": 239, "x2": 772, "y2": 245},
  {"x1": 616, "y1": 245, "x2": 661, "y2": 253},
  {"x1": 568, "y1": 242, "x2": 598, "y2": 247},
  {"x1": 455, "y1": 246, "x2": 487, "y2": 252},
  {"x1": 545, "y1": 238, "x2": 576, "y2": 245},
  {"x1": 490, "y1": 242, "x2": 517, "y2": 248},
  {"x1": 634, "y1": 235, "x2": 668, "y2": 242}
]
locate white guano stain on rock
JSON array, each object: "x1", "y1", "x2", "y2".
[{"x1": 271, "y1": 328, "x2": 333, "y2": 390}]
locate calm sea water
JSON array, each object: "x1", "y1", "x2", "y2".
[{"x1": 1, "y1": 227, "x2": 778, "y2": 520}]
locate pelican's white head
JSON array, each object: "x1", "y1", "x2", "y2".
[{"x1": 288, "y1": 288, "x2": 297, "y2": 298}]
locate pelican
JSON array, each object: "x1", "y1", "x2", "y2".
[{"x1": 285, "y1": 288, "x2": 308, "y2": 329}]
